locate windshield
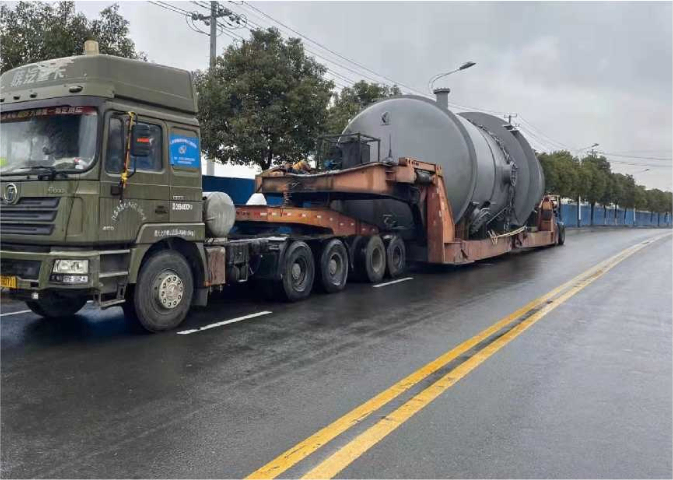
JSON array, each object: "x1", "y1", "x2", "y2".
[{"x1": 0, "y1": 106, "x2": 98, "y2": 174}]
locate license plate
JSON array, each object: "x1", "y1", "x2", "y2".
[{"x1": 0, "y1": 276, "x2": 17, "y2": 289}]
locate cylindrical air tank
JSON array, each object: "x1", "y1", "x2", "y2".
[{"x1": 339, "y1": 94, "x2": 544, "y2": 235}]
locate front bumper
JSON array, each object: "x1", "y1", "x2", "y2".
[{"x1": 1, "y1": 249, "x2": 102, "y2": 294}]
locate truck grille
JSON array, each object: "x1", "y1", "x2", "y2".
[
  {"x1": 0, "y1": 258, "x2": 41, "y2": 280},
  {"x1": 0, "y1": 197, "x2": 59, "y2": 236}
]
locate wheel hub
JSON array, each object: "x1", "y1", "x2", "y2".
[
  {"x1": 291, "y1": 262, "x2": 303, "y2": 281},
  {"x1": 154, "y1": 270, "x2": 184, "y2": 310},
  {"x1": 328, "y1": 257, "x2": 339, "y2": 276}
]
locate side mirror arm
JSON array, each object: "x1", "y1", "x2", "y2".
[{"x1": 119, "y1": 111, "x2": 137, "y2": 202}]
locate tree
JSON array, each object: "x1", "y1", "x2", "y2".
[
  {"x1": 612, "y1": 173, "x2": 636, "y2": 223},
  {"x1": 579, "y1": 154, "x2": 611, "y2": 225},
  {"x1": 196, "y1": 28, "x2": 334, "y2": 170},
  {"x1": 538, "y1": 150, "x2": 580, "y2": 199},
  {"x1": 0, "y1": 2, "x2": 145, "y2": 73},
  {"x1": 325, "y1": 81, "x2": 401, "y2": 134}
]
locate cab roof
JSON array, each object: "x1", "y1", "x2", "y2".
[{"x1": 0, "y1": 54, "x2": 197, "y2": 114}]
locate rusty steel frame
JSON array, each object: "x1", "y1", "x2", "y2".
[
  {"x1": 235, "y1": 205, "x2": 380, "y2": 237},
  {"x1": 236, "y1": 158, "x2": 558, "y2": 265}
]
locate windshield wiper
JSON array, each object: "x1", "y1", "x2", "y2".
[{"x1": 3, "y1": 165, "x2": 68, "y2": 180}]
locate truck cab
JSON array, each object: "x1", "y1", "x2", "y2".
[{"x1": 0, "y1": 46, "x2": 208, "y2": 330}]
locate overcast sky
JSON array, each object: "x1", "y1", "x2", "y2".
[{"x1": 75, "y1": 1, "x2": 672, "y2": 190}]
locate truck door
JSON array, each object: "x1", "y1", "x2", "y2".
[
  {"x1": 99, "y1": 112, "x2": 170, "y2": 243},
  {"x1": 168, "y1": 126, "x2": 203, "y2": 226}
]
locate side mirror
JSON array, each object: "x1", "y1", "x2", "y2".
[{"x1": 130, "y1": 124, "x2": 151, "y2": 157}]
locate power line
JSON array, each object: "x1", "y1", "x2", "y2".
[
  {"x1": 195, "y1": 2, "x2": 360, "y2": 89},
  {"x1": 596, "y1": 151, "x2": 672, "y2": 162},
  {"x1": 232, "y1": 1, "x2": 519, "y2": 117},
  {"x1": 238, "y1": 1, "x2": 427, "y2": 95}
]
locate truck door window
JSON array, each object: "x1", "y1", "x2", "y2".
[{"x1": 105, "y1": 117, "x2": 163, "y2": 174}]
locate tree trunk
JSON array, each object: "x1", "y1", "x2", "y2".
[
  {"x1": 590, "y1": 202, "x2": 595, "y2": 226},
  {"x1": 577, "y1": 196, "x2": 581, "y2": 227}
]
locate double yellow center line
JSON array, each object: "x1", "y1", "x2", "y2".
[{"x1": 247, "y1": 233, "x2": 669, "y2": 479}]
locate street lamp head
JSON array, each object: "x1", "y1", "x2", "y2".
[
  {"x1": 428, "y1": 61, "x2": 477, "y2": 93},
  {"x1": 592, "y1": 143, "x2": 599, "y2": 148}
]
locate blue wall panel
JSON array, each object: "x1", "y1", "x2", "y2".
[
  {"x1": 202, "y1": 176, "x2": 255, "y2": 205},
  {"x1": 559, "y1": 203, "x2": 669, "y2": 228}
]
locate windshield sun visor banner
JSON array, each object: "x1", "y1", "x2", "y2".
[
  {"x1": 169, "y1": 134, "x2": 200, "y2": 169},
  {"x1": 0, "y1": 106, "x2": 96, "y2": 122}
]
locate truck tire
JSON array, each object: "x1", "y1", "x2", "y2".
[
  {"x1": 385, "y1": 236, "x2": 406, "y2": 278},
  {"x1": 26, "y1": 295, "x2": 87, "y2": 319},
  {"x1": 357, "y1": 235, "x2": 387, "y2": 283},
  {"x1": 278, "y1": 241, "x2": 315, "y2": 301},
  {"x1": 318, "y1": 239, "x2": 349, "y2": 293},
  {"x1": 133, "y1": 250, "x2": 194, "y2": 332}
]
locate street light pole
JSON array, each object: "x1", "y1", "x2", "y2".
[{"x1": 428, "y1": 61, "x2": 476, "y2": 93}]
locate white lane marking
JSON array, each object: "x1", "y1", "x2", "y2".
[
  {"x1": 0, "y1": 309, "x2": 31, "y2": 317},
  {"x1": 177, "y1": 311, "x2": 273, "y2": 335},
  {"x1": 373, "y1": 277, "x2": 414, "y2": 288}
]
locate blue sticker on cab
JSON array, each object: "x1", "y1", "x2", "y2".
[{"x1": 170, "y1": 134, "x2": 201, "y2": 168}]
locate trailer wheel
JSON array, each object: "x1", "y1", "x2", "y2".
[
  {"x1": 357, "y1": 235, "x2": 387, "y2": 283},
  {"x1": 385, "y1": 236, "x2": 407, "y2": 278},
  {"x1": 318, "y1": 239, "x2": 349, "y2": 293},
  {"x1": 26, "y1": 295, "x2": 87, "y2": 319},
  {"x1": 133, "y1": 250, "x2": 193, "y2": 332},
  {"x1": 279, "y1": 241, "x2": 315, "y2": 301}
]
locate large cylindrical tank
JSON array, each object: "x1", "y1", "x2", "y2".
[{"x1": 339, "y1": 95, "x2": 544, "y2": 235}]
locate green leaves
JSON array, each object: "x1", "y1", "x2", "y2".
[
  {"x1": 539, "y1": 150, "x2": 671, "y2": 213},
  {"x1": 326, "y1": 81, "x2": 402, "y2": 135},
  {"x1": 196, "y1": 28, "x2": 334, "y2": 170},
  {"x1": 0, "y1": 2, "x2": 144, "y2": 74}
]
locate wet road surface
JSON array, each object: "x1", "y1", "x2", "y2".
[{"x1": 1, "y1": 228, "x2": 671, "y2": 478}]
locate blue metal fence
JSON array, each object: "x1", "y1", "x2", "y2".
[{"x1": 560, "y1": 203, "x2": 671, "y2": 227}]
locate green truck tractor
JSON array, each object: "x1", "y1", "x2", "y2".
[{"x1": 0, "y1": 45, "x2": 236, "y2": 331}]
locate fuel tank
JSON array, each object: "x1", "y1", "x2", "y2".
[{"x1": 339, "y1": 94, "x2": 544, "y2": 235}]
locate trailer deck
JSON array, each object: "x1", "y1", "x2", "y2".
[{"x1": 235, "y1": 158, "x2": 561, "y2": 265}]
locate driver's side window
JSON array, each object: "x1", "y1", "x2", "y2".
[
  {"x1": 105, "y1": 117, "x2": 124, "y2": 174},
  {"x1": 105, "y1": 116, "x2": 163, "y2": 174}
]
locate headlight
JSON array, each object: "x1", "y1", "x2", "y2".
[{"x1": 53, "y1": 259, "x2": 89, "y2": 274}]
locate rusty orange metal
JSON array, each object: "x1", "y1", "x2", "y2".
[
  {"x1": 236, "y1": 205, "x2": 380, "y2": 237},
  {"x1": 237, "y1": 159, "x2": 559, "y2": 265}
]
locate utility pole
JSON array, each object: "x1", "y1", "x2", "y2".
[
  {"x1": 209, "y1": 1, "x2": 217, "y2": 68},
  {"x1": 191, "y1": 1, "x2": 243, "y2": 68}
]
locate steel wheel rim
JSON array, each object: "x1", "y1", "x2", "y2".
[
  {"x1": 153, "y1": 269, "x2": 184, "y2": 310},
  {"x1": 328, "y1": 252, "x2": 343, "y2": 279},
  {"x1": 291, "y1": 258, "x2": 308, "y2": 290}
]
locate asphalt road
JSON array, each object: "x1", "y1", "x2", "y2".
[{"x1": 1, "y1": 227, "x2": 671, "y2": 479}]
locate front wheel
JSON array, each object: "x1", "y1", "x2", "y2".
[
  {"x1": 132, "y1": 250, "x2": 194, "y2": 332},
  {"x1": 26, "y1": 294, "x2": 88, "y2": 319}
]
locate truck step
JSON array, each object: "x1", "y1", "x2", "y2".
[{"x1": 98, "y1": 298, "x2": 126, "y2": 309}]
